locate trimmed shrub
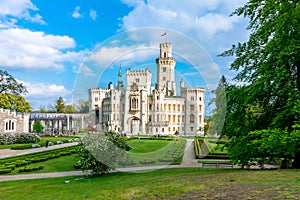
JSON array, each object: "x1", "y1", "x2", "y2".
[{"x1": 0, "y1": 168, "x2": 12, "y2": 174}]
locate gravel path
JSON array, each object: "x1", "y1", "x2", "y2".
[{"x1": 180, "y1": 139, "x2": 200, "y2": 167}]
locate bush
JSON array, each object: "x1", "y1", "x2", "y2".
[
  {"x1": 76, "y1": 131, "x2": 130, "y2": 176},
  {"x1": 15, "y1": 133, "x2": 41, "y2": 144},
  {"x1": 0, "y1": 133, "x2": 40, "y2": 145},
  {"x1": 0, "y1": 168, "x2": 12, "y2": 174}
]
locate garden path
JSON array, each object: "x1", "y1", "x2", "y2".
[{"x1": 0, "y1": 142, "x2": 78, "y2": 159}]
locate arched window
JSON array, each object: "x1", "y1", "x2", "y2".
[
  {"x1": 164, "y1": 52, "x2": 167, "y2": 57},
  {"x1": 131, "y1": 97, "x2": 139, "y2": 110},
  {"x1": 190, "y1": 114, "x2": 195, "y2": 123}
]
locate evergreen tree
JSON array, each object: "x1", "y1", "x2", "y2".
[{"x1": 55, "y1": 96, "x2": 65, "y2": 113}]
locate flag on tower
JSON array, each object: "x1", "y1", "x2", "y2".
[{"x1": 161, "y1": 32, "x2": 166, "y2": 37}]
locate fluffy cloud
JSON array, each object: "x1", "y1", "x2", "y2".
[
  {"x1": 72, "y1": 6, "x2": 83, "y2": 19},
  {"x1": 0, "y1": 28, "x2": 86, "y2": 70},
  {"x1": 88, "y1": 43, "x2": 157, "y2": 68},
  {"x1": 18, "y1": 80, "x2": 71, "y2": 98},
  {"x1": 89, "y1": 9, "x2": 97, "y2": 21},
  {"x1": 0, "y1": 0, "x2": 45, "y2": 25}
]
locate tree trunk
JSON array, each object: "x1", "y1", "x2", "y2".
[{"x1": 292, "y1": 151, "x2": 300, "y2": 168}]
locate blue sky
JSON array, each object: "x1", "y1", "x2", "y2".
[{"x1": 0, "y1": 0, "x2": 249, "y2": 114}]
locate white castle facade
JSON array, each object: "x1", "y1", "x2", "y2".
[{"x1": 89, "y1": 43, "x2": 205, "y2": 136}]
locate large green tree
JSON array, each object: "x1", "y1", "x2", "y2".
[
  {"x1": 220, "y1": 0, "x2": 300, "y2": 168},
  {"x1": 0, "y1": 70, "x2": 31, "y2": 112}
]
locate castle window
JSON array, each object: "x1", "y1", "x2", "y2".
[
  {"x1": 173, "y1": 104, "x2": 176, "y2": 111},
  {"x1": 190, "y1": 105, "x2": 194, "y2": 111},
  {"x1": 190, "y1": 114, "x2": 195, "y2": 123},
  {"x1": 149, "y1": 104, "x2": 152, "y2": 110},
  {"x1": 135, "y1": 78, "x2": 139, "y2": 83},
  {"x1": 164, "y1": 52, "x2": 166, "y2": 58},
  {"x1": 177, "y1": 104, "x2": 180, "y2": 111},
  {"x1": 163, "y1": 77, "x2": 166, "y2": 81},
  {"x1": 5, "y1": 119, "x2": 16, "y2": 132},
  {"x1": 95, "y1": 97, "x2": 98, "y2": 102},
  {"x1": 149, "y1": 115, "x2": 152, "y2": 122},
  {"x1": 190, "y1": 127, "x2": 194, "y2": 132},
  {"x1": 199, "y1": 105, "x2": 202, "y2": 111},
  {"x1": 130, "y1": 97, "x2": 139, "y2": 110},
  {"x1": 199, "y1": 115, "x2": 202, "y2": 123},
  {"x1": 199, "y1": 97, "x2": 202, "y2": 101},
  {"x1": 191, "y1": 96, "x2": 194, "y2": 101}
]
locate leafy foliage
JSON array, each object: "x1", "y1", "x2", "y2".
[
  {"x1": 220, "y1": 0, "x2": 300, "y2": 168},
  {"x1": 0, "y1": 133, "x2": 40, "y2": 145},
  {"x1": 0, "y1": 70, "x2": 27, "y2": 95},
  {"x1": 33, "y1": 120, "x2": 44, "y2": 134},
  {"x1": 76, "y1": 131, "x2": 130, "y2": 176}
]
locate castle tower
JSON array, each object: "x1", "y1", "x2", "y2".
[{"x1": 156, "y1": 43, "x2": 176, "y2": 96}]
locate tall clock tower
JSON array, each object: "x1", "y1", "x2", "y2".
[{"x1": 156, "y1": 43, "x2": 176, "y2": 96}]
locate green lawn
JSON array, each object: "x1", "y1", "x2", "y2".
[
  {"x1": 0, "y1": 168, "x2": 299, "y2": 200},
  {"x1": 127, "y1": 139, "x2": 171, "y2": 153},
  {"x1": 9, "y1": 154, "x2": 80, "y2": 174},
  {"x1": 123, "y1": 139, "x2": 186, "y2": 166}
]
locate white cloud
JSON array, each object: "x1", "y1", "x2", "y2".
[
  {"x1": 0, "y1": 28, "x2": 87, "y2": 71},
  {"x1": 72, "y1": 6, "x2": 83, "y2": 19},
  {"x1": 88, "y1": 44, "x2": 157, "y2": 68},
  {"x1": 0, "y1": 0, "x2": 45, "y2": 25},
  {"x1": 80, "y1": 65, "x2": 96, "y2": 77},
  {"x1": 19, "y1": 80, "x2": 71, "y2": 98},
  {"x1": 89, "y1": 9, "x2": 97, "y2": 21}
]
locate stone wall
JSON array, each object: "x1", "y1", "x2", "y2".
[{"x1": 0, "y1": 108, "x2": 29, "y2": 133}]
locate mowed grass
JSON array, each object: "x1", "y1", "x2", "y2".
[
  {"x1": 124, "y1": 139, "x2": 186, "y2": 166},
  {"x1": 0, "y1": 168, "x2": 299, "y2": 200},
  {"x1": 127, "y1": 139, "x2": 171, "y2": 153},
  {"x1": 9, "y1": 154, "x2": 80, "y2": 174}
]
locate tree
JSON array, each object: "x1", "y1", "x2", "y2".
[
  {"x1": 65, "y1": 105, "x2": 77, "y2": 113},
  {"x1": 55, "y1": 96, "x2": 65, "y2": 113},
  {"x1": 33, "y1": 120, "x2": 44, "y2": 133},
  {"x1": 79, "y1": 100, "x2": 90, "y2": 113},
  {"x1": 208, "y1": 75, "x2": 228, "y2": 137},
  {"x1": 76, "y1": 131, "x2": 130, "y2": 176},
  {"x1": 220, "y1": 0, "x2": 300, "y2": 168},
  {"x1": 0, "y1": 70, "x2": 27, "y2": 95},
  {"x1": 0, "y1": 93, "x2": 32, "y2": 112},
  {"x1": 0, "y1": 70, "x2": 32, "y2": 112}
]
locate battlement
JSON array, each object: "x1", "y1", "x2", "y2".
[{"x1": 126, "y1": 68, "x2": 151, "y2": 77}]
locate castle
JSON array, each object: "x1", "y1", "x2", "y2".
[{"x1": 89, "y1": 43, "x2": 205, "y2": 136}]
